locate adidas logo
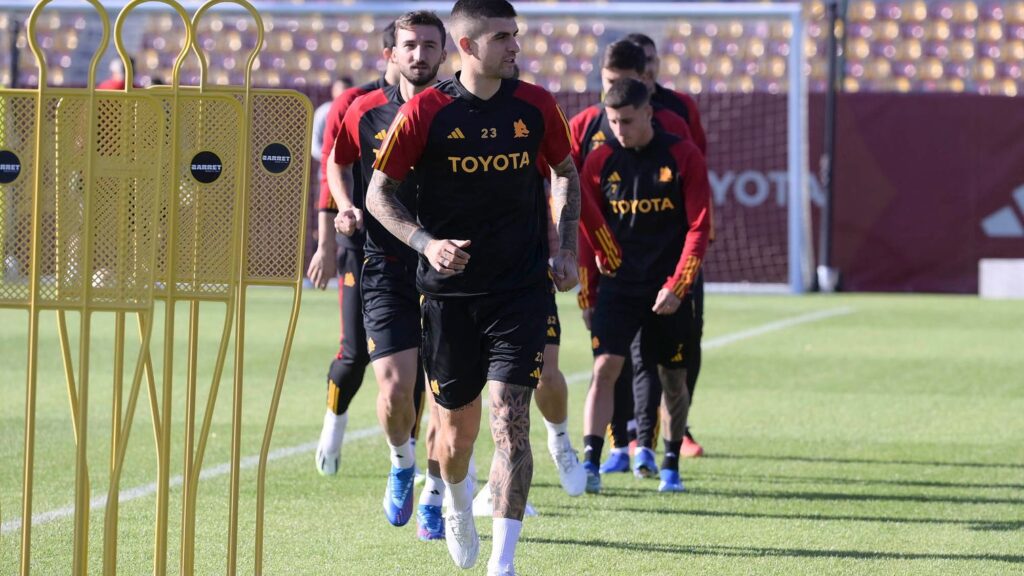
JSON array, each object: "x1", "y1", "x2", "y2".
[
  {"x1": 447, "y1": 127, "x2": 466, "y2": 140},
  {"x1": 593, "y1": 131, "x2": 606, "y2": 142},
  {"x1": 530, "y1": 367, "x2": 542, "y2": 379},
  {"x1": 374, "y1": 129, "x2": 387, "y2": 141},
  {"x1": 430, "y1": 489, "x2": 440, "y2": 496},
  {"x1": 981, "y1": 185, "x2": 1024, "y2": 237},
  {"x1": 608, "y1": 171, "x2": 621, "y2": 183},
  {"x1": 547, "y1": 327, "x2": 558, "y2": 338}
]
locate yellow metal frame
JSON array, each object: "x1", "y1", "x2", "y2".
[
  {"x1": 18, "y1": 1, "x2": 168, "y2": 575},
  {"x1": 187, "y1": 2, "x2": 312, "y2": 573},
  {"x1": 112, "y1": 1, "x2": 246, "y2": 575},
  {"x1": 8, "y1": 1, "x2": 308, "y2": 573}
]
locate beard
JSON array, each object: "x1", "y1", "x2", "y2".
[{"x1": 402, "y1": 60, "x2": 441, "y2": 87}]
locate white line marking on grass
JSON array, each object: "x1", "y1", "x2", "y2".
[
  {"x1": 3, "y1": 306, "x2": 851, "y2": 535},
  {"x1": 1, "y1": 427, "x2": 381, "y2": 535},
  {"x1": 701, "y1": 306, "x2": 855, "y2": 349}
]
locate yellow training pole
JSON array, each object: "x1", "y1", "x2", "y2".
[
  {"x1": 23, "y1": 1, "x2": 110, "y2": 573},
  {"x1": 189, "y1": 3, "x2": 262, "y2": 572},
  {"x1": 113, "y1": 3, "x2": 193, "y2": 573}
]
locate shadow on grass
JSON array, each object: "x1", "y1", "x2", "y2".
[
  {"x1": 687, "y1": 487, "x2": 1023, "y2": 506},
  {"x1": 557, "y1": 504, "x2": 1024, "y2": 532},
  {"x1": 713, "y1": 452, "x2": 1024, "y2": 471},
  {"x1": 521, "y1": 537, "x2": 1024, "y2": 563},
  {"x1": 689, "y1": 472, "x2": 1023, "y2": 492}
]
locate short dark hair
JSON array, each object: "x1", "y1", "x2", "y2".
[
  {"x1": 624, "y1": 33, "x2": 656, "y2": 51},
  {"x1": 602, "y1": 40, "x2": 646, "y2": 75},
  {"x1": 394, "y1": 10, "x2": 447, "y2": 48},
  {"x1": 382, "y1": 20, "x2": 397, "y2": 50},
  {"x1": 604, "y1": 78, "x2": 650, "y2": 110},
  {"x1": 451, "y1": 0, "x2": 517, "y2": 22}
]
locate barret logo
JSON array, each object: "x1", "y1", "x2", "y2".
[
  {"x1": 591, "y1": 336, "x2": 600, "y2": 349},
  {"x1": 430, "y1": 379, "x2": 441, "y2": 395},
  {"x1": 367, "y1": 338, "x2": 376, "y2": 353},
  {"x1": 659, "y1": 166, "x2": 674, "y2": 183},
  {"x1": 447, "y1": 127, "x2": 466, "y2": 140},
  {"x1": 343, "y1": 272, "x2": 356, "y2": 287},
  {"x1": 374, "y1": 130, "x2": 387, "y2": 141},
  {"x1": 261, "y1": 143, "x2": 291, "y2": 174},
  {"x1": 609, "y1": 197, "x2": 677, "y2": 215},
  {"x1": 447, "y1": 152, "x2": 531, "y2": 174},
  {"x1": 513, "y1": 119, "x2": 530, "y2": 138},
  {"x1": 190, "y1": 151, "x2": 223, "y2": 184},
  {"x1": 0, "y1": 150, "x2": 22, "y2": 184}
]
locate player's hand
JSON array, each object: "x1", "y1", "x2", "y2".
[
  {"x1": 652, "y1": 288, "x2": 682, "y2": 315},
  {"x1": 551, "y1": 249, "x2": 579, "y2": 291},
  {"x1": 334, "y1": 206, "x2": 363, "y2": 236},
  {"x1": 425, "y1": 239, "x2": 471, "y2": 276},
  {"x1": 581, "y1": 307, "x2": 594, "y2": 330},
  {"x1": 306, "y1": 245, "x2": 337, "y2": 290},
  {"x1": 595, "y1": 253, "x2": 616, "y2": 277}
]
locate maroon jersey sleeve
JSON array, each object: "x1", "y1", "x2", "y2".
[
  {"x1": 673, "y1": 90, "x2": 707, "y2": 155},
  {"x1": 568, "y1": 105, "x2": 600, "y2": 170},
  {"x1": 541, "y1": 95, "x2": 573, "y2": 167},
  {"x1": 653, "y1": 107, "x2": 693, "y2": 143},
  {"x1": 373, "y1": 89, "x2": 450, "y2": 181},
  {"x1": 578, "y1": 144, "x2": 622, "y2": 278},
  {"x1": 664, "y1": 140, "x2": 712, "y2": 298},
  {"x1": 318, "y1": 86, "x2": 369, "y2": 212},
  {"x1": 513, "y1": 82, "x2": 572, "y2": 166},
  {"x1": 333, "y1": 96, "x2": 365, "y2": 167}
]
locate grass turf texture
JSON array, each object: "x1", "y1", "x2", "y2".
[{"x1": 1, "y1": 291, "x2": 1021, "y2": 575}]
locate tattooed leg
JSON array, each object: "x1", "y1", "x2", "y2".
[
  {"x1": 436, "y1": 396, "x2": 482, "y2": 483},
  {"x1": 658, "y1": 366, "x2": 690, "y2": 443},
  {"x1": 488, "y1": 381, "x2": 534, "y2": 520}
]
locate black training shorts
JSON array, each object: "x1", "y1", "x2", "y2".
[
  {"x1": 590, "y1": 289, "x2": 688, "y2": 369},
  {"x1": 421, "y1": 285, "x2": 547, "y2": 410},
  {"x1": 361, "y1": 255, "x2": 421, "y2": 362},
  {"x1": 544, "y1": 277, "x2": 561, "y2": 346}
]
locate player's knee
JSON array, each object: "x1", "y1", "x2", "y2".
[
  {"x1": 592, "y1": 356, "x2": 623, "y2": 388},
  {"x1": 441, "y1": 429, "x2": 475, "y2": 457},
  {"x1": 538, "y1": 367, "x2": 562, "y2": 391}
]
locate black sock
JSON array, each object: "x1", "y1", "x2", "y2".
[
  {"x1": 662, "y1": 439, "x2": 682, "y2": 472},
  {"x1": 583, "y1": 435, "x2": 604, "y2": 467}
]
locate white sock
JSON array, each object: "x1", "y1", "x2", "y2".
[
  {"x1": 467, "y1": 453, "x2": 477, "y2": 482},
  {"x1": 544, "y1": 418, "x2": 570, "y2": 453},
  {"x1": 388, "y1": 439, "x2": 415, "y2": 469},
  {"x1": 444, "y1": 475, "x2": 474, "y2": 513},
  {"x1": 419, "y1": 473, "x2": 445, "y2": 507},
  {"x1": 488, "y1": 518, "x2": 522, "y2": 573},
  {"x1": 318, "y1": 411, "x2": 347, "y2": 454}
]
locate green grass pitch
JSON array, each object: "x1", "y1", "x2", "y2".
[{"x1": 1, "y1": 291, "x2": 1022, "y2": 575}]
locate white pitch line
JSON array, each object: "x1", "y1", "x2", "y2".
[{"x1": 2, "y1": 305, "x2": 852, "y2": 535}]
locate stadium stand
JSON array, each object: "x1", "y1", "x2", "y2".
[{"x1": 3, "y1": 1, "x2": 1024, "y2": 96}]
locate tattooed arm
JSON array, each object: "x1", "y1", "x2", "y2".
[
  {"x1": 488, "y1": 381, "x2": 534, "y2": 520},
  {"x1": 365, "y1": 169, "x2": 470, "y2": 276},
  {"x1": 548, "y1": 155, "x2": 581, "y2": 291}
]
